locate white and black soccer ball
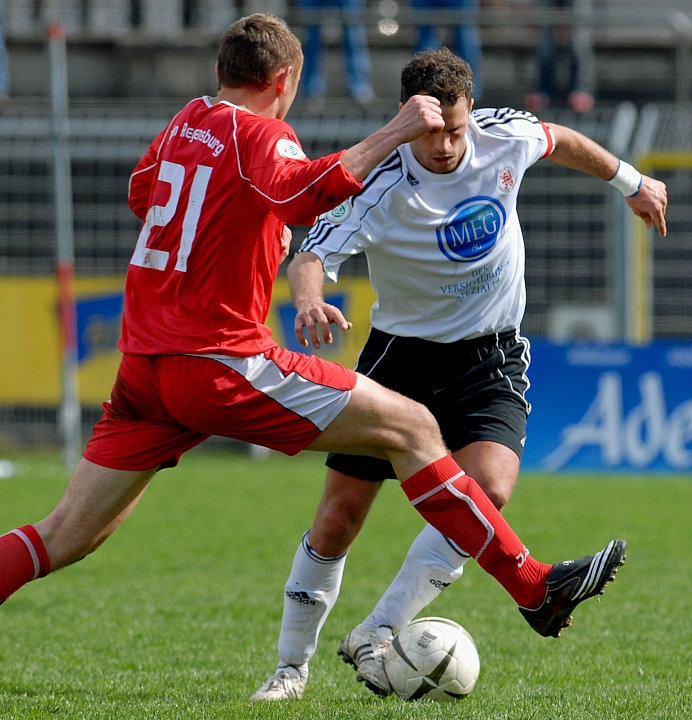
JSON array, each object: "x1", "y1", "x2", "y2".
[{"x1": 384, "y1": 616, "x2": 480, "y2": 701}]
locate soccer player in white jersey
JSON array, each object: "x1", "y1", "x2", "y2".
[
  {"x1": 0, "y1": 19, "x2": 632, "y2": 700},
  {"x1": 251, "y1": 48, "x2": 667, "y2": 700}
]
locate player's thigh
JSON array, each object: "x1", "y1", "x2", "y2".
[
  {"x1": 452, "y1": 441, "x2": 519, "y2": 510},
  {"x1": 307, "y1": 373, "x2": 441, "y2": 459}
]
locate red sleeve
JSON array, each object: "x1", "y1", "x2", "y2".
[
  {"x1": 128, "y1": 126, "x2": 169, "y2": 220},
  {"x1": 539, "y1": 120, "x2": 556, "y2": 158},
  {"x1": 238, "y1": 119, "x2": 363, "y2": 226}
]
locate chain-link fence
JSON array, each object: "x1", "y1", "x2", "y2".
[{"x1": 1, "y1": 101, "x2": 690, "y2": 450}]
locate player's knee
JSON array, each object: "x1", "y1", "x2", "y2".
[
  {"x1": 309, "y1": 509, "x2": 359, "y2": 556},
  {"x1": 403, "y1": 401, "x2": 442, "y2": 448},
  {"x1": 479, "y1": 481, "x2": 513, "y2": 510}
]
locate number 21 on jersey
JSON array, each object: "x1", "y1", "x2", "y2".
[{"x1": 131, "y1": 160, "x2": 212, "y2": 273}]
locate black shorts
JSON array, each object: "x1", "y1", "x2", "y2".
[{"x1": 326, "y1": 328, "x2": 531, "y2": 481}]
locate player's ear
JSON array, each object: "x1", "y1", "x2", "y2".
[{"x1": 275, "y1": 66, "x2": 294, "y2": 96}]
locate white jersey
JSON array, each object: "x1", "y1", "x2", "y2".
[{"x1": 300, "y1": 107, "x2": 555, "y2": 342}]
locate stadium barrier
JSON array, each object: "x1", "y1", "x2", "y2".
[{"x1": 524, "y1": 340, "x2": 692, "y2": 472}]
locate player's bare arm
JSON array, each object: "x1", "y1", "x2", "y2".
[
  {"x1": 547, "y1": 123, "x2": 668, "y2": 237},
  {"x1": 341, "y1": 95, "x2": 444, "y2": 181},
  {"x1": 287, "y1": 251, "x2": 352, "y2": 348}
]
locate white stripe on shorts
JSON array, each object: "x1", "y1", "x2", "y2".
[{"x1": 202, "y1": 352, "x2": 351, "y2": 431}]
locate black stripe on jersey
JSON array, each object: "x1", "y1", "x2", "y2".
[
  {"x1": 300, "y1": 211, "x2": 335, "y2": 252},
  {"x1": 300, "y1": 150, "x2": 404, "y2": 255},
  {"x1": 474, "y1": 107, "x2": 542, "y2": 129},
  {"x1": 360, "y1": 150, "x2": 403, "y2": 194}
]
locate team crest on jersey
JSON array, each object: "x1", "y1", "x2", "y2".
[
  {"x1": 325, "y1": 201, "x2": 352, "y2": 225},
  {"x1": 436, "y1": 196, "x2": 506, "y2": 262},
  {"x1": 276, "y1": 138, "x2": 306, "y2": 160},
  {"x1": 496, "y1": 167, "x2": 517, "y2": 193}
]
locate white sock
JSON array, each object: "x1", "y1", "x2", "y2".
[
  {"x1": 277, "y1": 531, "x2": 347, "y2": 672},
  {"x1": 362, "y1": 524, "x2": 469, "y2": 633}
]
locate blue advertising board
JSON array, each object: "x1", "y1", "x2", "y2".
[
  {"x1": 75, "y1": 293, "x2": 124, "y2": 362},
  {"x1": 523, "y1": 341, "x2": 692, "y2": 472}
]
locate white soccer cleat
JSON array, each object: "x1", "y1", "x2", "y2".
[
  {"x1": 249, "y1": 665, "x2": 306, "y2": 701},
  {"x1": 337, "y1": 624, "x2": 393, "y2": 696}
]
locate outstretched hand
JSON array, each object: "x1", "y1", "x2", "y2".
[
  {"x1": 294, "y1": 301, "x2": 353, "y2": 349},
  {"x1": 627, "y1": 175, "x2": 668, "y2": 237}
]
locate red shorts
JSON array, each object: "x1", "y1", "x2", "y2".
[{"x1": 84, "y1": 348, "x2": 357, "y2": 471}]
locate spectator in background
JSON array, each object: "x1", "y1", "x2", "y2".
[
  {"x1": 524, "y1": 0, "x2": 595, "y2": 113},
  {"x1": 296, "y1": 0, "x2": 375, "y2": 104},
  {"x1": 410, "y1": 0, "x2": 483, "y2": 99},
  {"x1": 0, "y1": 0, "x2": 9, "y2": 103}
]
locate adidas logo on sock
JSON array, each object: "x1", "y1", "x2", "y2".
[
  {"x1": 429, "y1": 578, "x2": 451, "y2": 591},
  {"x1": 285, "y1": 590, "x2": 316, "y2": 605}
]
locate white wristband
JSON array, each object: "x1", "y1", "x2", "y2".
[{"x1": 607, "y1": 160, "x2": 642, "y2": 197}]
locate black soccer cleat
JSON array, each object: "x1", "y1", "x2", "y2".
[{"x1": 519, "y1": 539, "x2": 627, "y2": 638}]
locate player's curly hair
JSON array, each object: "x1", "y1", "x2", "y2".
[
  {"x1": 400, "y1": 48, "x2": 474, "y2": 106},
  {"x1": 217, "y1": 13, "x2": 303, "y2": 91}
]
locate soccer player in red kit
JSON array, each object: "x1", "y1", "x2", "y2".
[{"x1": 0, "y1": 14, "x2": 625, "y2": 687}]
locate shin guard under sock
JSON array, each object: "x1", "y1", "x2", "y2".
[
  {"x1": 278, "y1": 531, "x2": 347, "y2": 668},
  {"x1": 401, "y1": 456, "x2": 550, "y2": 609},
  {"x1": 364, "y1": 524, "x2": 468, "y2": 633}
]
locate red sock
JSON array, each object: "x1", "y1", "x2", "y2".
[
  {"x1": 402, "y1": 456, "x2": 551, "y2": 609},
  {"x1": 0, "y1": 525, "x2": 51, "y2": 603}
]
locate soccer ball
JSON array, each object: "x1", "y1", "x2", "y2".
[{"x1": 384, "y1": 616, "x2": 480, "y2": 701}]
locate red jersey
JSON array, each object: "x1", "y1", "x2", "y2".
[{"x1": 121, "y1": 96, "x2": 362, "y2": 357}]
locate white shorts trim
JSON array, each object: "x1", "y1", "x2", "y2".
[{"x1": 201, "y1": 352, "x2": 351, "y2": 431}]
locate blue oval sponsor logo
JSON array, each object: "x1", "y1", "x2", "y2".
[{"x1": 436, "y1": 196, "x2": 506, "y2": 262}]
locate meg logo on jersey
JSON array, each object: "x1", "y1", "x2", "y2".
[{"x1": 436, "y1": 196, "x2": 506, "y2": 263}]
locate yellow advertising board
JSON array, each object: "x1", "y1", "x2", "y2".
[{"x1": 0, "y1": 275, "x2": 376, "y2": 405}]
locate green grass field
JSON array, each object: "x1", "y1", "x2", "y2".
[{"x1": 0, "y1": 449, "x2": 689, "y2": 719}]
